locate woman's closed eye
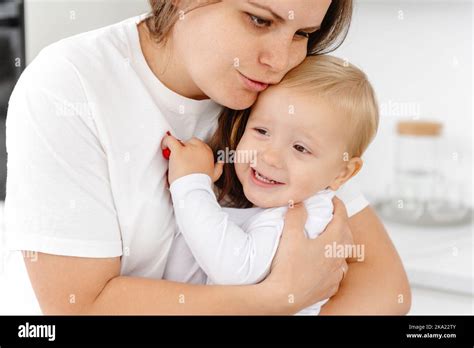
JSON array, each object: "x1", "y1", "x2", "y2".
[
  {"x1": 296, "y1": 31, "x2": 310, "y2": 39},
  {"x1": 246, "y1": 13, "x2": 311, "y2": 39},
  {"x1": 247, "y1": 14, "x2": 272, "y2": 28}
]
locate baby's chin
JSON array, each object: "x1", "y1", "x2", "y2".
[{"x1": 244, "y1": 190, "x2": 296, "y2": 209}]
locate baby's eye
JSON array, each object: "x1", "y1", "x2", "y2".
[
  {"x1": 294, "y1": 144, "x2": 310, "y2": 154},
  {"x1": 254, "y1": 128, "x2": 268, "y2": 136}
]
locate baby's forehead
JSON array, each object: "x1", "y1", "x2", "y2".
[
  {"x1": 257, "y1": 85, "x2": 305, "y2": 104},
  {"x1": 251, "y1": 87, "x2": 350, "y2": 138},
  {"x1": 255, "y1": 85, "x2": 326, "y2": 114},
  {"x1": 253, "y1": 86, "x2": 333, "y2": 120}
]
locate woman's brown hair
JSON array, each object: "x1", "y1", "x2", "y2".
[
  {"x1": 146, "y1": 0, "x2": 354, "y2": 208},
  {"x1": 146, "y1": 0, "x2": 353, "y2": 55}
]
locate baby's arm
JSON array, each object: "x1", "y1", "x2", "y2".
[
  {"x1": 169, "y1": 173, "x2": 282, "y2": 285},
  {"x1": 161, "y1": 134, "x2": 282, "y2": 285}
]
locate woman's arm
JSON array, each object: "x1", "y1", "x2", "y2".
[
  {"x1": 23, "y1": 204, "x2": 349, "y2": 315},
  {"x1": 319, "y1": 205, "x2": 412, "y2": 315},
  {"x1": 23, "y1": 252, "x2": 283, "y2": 315}
]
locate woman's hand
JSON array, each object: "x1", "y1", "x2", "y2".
[
  {"x1": 161, "y1": 133, "x2": 224, "y2": 185},
  {"x1": 262, "y1": 197, "x2": 353, "y2": 313}
]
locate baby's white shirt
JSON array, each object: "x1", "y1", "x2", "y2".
[{"x1": 164, "y1": 173, "x2": 336, "y2": 315}]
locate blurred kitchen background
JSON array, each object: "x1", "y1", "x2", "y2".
[{"x1": 0, "y1": 0, "x2": 472, "y2": 315}]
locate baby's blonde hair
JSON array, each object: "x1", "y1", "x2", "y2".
[{"x1": 279, "y1": 55, "x2": 379, "y2": 158}]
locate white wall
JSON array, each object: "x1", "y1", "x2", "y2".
[
  {"x1": 333, "y1": 0, "x2": 473, "y2": 207},
  {"x1": 25, "y1": 0, "x2": 149, "y2": 64},
  {"x1": 333, "y1": 1, "x2": 473, "y2": 314}
]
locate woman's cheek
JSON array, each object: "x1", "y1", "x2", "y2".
[{"x1": 288, "y1": 44, "x2": 308, "y2": 71}]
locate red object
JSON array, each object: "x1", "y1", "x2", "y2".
[
  {"x1": 162, "y1": 147, "x2": 171, "y2": 160},
  {"x1": 162, "y1": 131, "x2": 172, "y2": 160},
  {"x1": 162, "y1": 131, "x2": 184, "y2": 160}
]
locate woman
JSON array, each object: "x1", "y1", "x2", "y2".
[{"x1": 5, "y1": 0, "x2": 410, "y2": 314}]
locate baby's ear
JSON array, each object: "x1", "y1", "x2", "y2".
[{"x1": 328, "y1": 157, "x2": 363, "y2": 191}]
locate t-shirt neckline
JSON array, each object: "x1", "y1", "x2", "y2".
[{"x1": 126, "y1": 13, "x2": 220, "y2": 116}]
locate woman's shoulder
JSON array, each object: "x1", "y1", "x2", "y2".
[{"x1": 27, "y1": 14, "x2": 141, "y2": 81}]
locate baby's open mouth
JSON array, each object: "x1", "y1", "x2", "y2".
[{"x1": 251, "y1": 168, "x2": 284, "y2": 185}]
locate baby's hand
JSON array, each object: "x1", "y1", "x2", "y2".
[{"x1": 161, "y1": 133, "x2": 224, "y2": 185}]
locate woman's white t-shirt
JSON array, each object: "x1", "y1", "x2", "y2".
[{"x1": 3, "y1": 13, "x2": 369, "y2": 311}]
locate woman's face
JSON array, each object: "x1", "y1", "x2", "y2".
[{"x1": 172, "y1": 0, "x2": 332, "y2": 110}]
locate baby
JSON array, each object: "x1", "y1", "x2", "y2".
[{"x1": 161, "y1": 55, "x2": 379, "y2": 315}]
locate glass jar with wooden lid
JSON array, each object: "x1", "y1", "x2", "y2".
[{"x1": 376, "y1": 120, "x2": 471, "y2": 225}]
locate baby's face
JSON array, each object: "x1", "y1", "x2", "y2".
[{"x1": 235, "y1": 85, "x2": 356, "y2": 208}]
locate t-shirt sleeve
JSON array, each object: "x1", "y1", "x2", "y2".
[
  {"x1": 334, "y1": 176, "x2": 370, "y2": 218},
  {"x1": 4, "y1": 45, "x2": 123, "y2": 258}
]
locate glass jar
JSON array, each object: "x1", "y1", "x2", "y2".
[{"x1": 377, "y1": 120, "x2": 471, "y2": 226}]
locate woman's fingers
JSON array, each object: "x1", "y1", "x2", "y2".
[
  {"x1": 282, "y1": 203, "x2": 308, "y2": 241},
  {"x1": 320, "y1": 259, "x2": 348, "y2": 300},
  {"x1": 270, "y1": 203, "x2": 307, "y2": 273},
  {"x1": 341, "y1": 261, "x2": 349, "y2": 281},
  {"x1": 322, "y1": 196, "x2": 354, "y2": 246},
  {"x1": 266, "y1": 202, "x2": 353, "y2": 310},
  {"x1": 332, "y1": 196, "x2": 348, "y2": 220},
  {"x1": 331, "y1": 197, "x2": 353, "y2": 245},
  {"x1": 266, "y1": 199, "x2": 354, "y2": 309},
  {"x1": 305, "y1": 197, "x2": 352, "y2": 299}
]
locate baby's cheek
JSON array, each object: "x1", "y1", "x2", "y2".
[
  {"x1": 237, "y1": 141, "x2": 258, "y2": 165},
  {"x1": 235, "y1": 135, "x2": 251, "y2": 152},
  {"x1": 284, "y1": 186, "x2": 306, "y2": 205},
  {"x1": 234, "y1": 162, "x2": 246, "y2": 182},
  {"x1": 291, "y1": 171, "x2": 322, "y2": 200}
]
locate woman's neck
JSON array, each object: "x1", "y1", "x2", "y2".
[{"x1": 137, "y1": 21, "x2": 209, "y2": 100}]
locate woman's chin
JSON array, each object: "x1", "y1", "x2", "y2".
[{"x1": 213, "y1": 90, "x2": 257, "y2": 110}]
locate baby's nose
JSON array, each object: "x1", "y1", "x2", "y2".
[{"x1": 260, "y1": 148, "x2": 284, "y2": 169}]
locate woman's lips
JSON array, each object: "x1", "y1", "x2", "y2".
[
  {"x1": 238, "y1": 72, "x2": 269, "y2": 92},
  {"x1": 250, "y1": 168, "x2": 285, "y2": 188}
]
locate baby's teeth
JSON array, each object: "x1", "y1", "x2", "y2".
[{"x1": 255, "y1": 170, "x2": 276, "y2": 184}]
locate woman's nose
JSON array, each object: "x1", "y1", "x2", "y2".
[{"x1": 258, "y1": 33, "x2": 292, "y2": 73}]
